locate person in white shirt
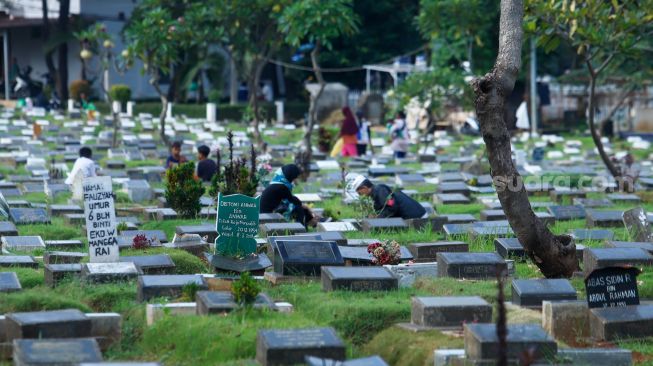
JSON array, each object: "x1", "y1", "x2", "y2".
[
  {"x1": 65, "y1": 147, "x2": 97, "y2": 185},
  {"x1": 356, "y1": 110, "x2": 373, "y2": 156}
]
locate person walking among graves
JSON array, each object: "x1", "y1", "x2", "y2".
[
  {"x1": 352, "y1": 175, "x2": 426, "y2": 219},
  {"x1": 65, "y1": 147, "x2": 97, "y2": 185},
  {"x1": 260, "y1": 164, "x2": 317, "y2": 228},
  {"x1": 388, "y1": 111, "x2": 409, "y2": 160},
  {"x1": 339, "y1": 106, "x2": 359, "y2": 157},
  {"x1": 165, "y1": 141, "x2": 188, "y2": 169},
  {"x1": 195, "y1": 145, "x2": 218, "y2": 182},
  {"x1": 356, "y1": 110, "x2": 373, "y2": 156}
]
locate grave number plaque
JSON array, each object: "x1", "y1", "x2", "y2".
[
  {"x1": 215, "y1": 193, "x2": 260, "y2": 257},
  {"x1": 585, "y1": 267, "x2": 640, "y2": 309},
  {"x1": 83, "y1": 176, "x2": 118, "y2": 262}
]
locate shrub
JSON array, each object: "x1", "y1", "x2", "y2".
[
  {"x1": 165, "y1": 162, "x2": 204, "y2": 218},
  {"x1": 109, "y1": 84, "x2": 131, "y2": 104},
  {"x1": 208, "y1": 132, "x2": 259, "y2": 199},
  {"x1": 231, "y1": 272, "x2": 261, "y2": 306},
  {"x1": 69, "y1": 79, "x2": 92, "y2": 101},
  {"x1": 208, "y1": 89, "x2": 222, "y2": 103}
]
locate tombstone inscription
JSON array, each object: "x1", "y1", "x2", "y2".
[
  {"x1": 585, "y1": 267, "x2": 640, "y2": 309},
  {"x1": 83, "y1": 176, "x2": 118, "y2": 262},
  {"x1": 215, "y1": 193, "x2": 260, "y2": 257}
]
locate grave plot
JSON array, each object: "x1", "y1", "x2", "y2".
[{"x1": 1, "y1": 100, "x2": 653, "y2": 366}]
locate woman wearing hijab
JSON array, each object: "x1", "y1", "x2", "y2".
[
  {"x1": 260, "y1": 164, "x2": 315, "y2": 227},
  {"x1": 339, "y1": 106, "x2": 359, "y2": 157}
]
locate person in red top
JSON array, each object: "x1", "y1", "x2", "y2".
[{"x1": 339, "y1": 106, "x2": 359, "y2": 157}]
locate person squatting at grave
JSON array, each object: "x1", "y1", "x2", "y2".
[
  {"x1": 340, "y1": 106, "x2": 360, "y2": 157},
  {"x1": 356, "y1": 110, "x2": 372, "y2": 156},
  {"x1": 65, "y1": 147, "x2": 97, "y2": 185},
  {"x1": 352, "y1": 175, "x2": 426, "y2": 219},
  {"x1": 165, "y1": 141, "x2": 188, "y2": 169},
  {"x1": 388, "y1": 111, "x2": 409, "y2": 159},
  {"x1": 260, "y1": 164, "x2": 317, "y2": 228},
  {"x1": 195, "y1": 145, "x2": 218, "y2": 182}
]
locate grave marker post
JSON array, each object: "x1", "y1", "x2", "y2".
[{"x1": 83, "y1": 176, "x2": 119, "y2": 262}]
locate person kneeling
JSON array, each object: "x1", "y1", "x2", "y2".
[
  {"x1": 260, "y1": 164, "x2": 317, "y2": 228},
  {"x1": 353, "y1": 176, "x2": 426, "y2": 219}
]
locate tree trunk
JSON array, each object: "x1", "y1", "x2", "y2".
[
  {"x1": 229, "y1": 54, "x2": 238, "y2": 105},
  {"x1": 586, "y1": 70, "x2": 622, "y2": 180},
  {"x1": 472, "y1": 0, "x2": 577, "y2": 278},
  {"x1": 41, "y1": 0, "x2": 58, "y2": 94},
  {"x1": 303, "y1": 42, "x2": 325, "y2": 163},
  {"x1": 56, "y1": 0, "x2": 70, "y2": 102},
  {"x1": 151, "y1": 78, "x2": 170, "y2": 147},
  {"x1": 248, "y1": 59, "x2": 265, "y2": 146}
]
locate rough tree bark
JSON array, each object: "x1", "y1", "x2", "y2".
[
  {"x1": 586, "y1": 58, "x2": 634, "y2": 191},
  {"x1": 41, "y1": 0, "x2": 58, "y2": 92},
  {"x1": 472, "y1": 0, "x2": 577, "y2": 278},
  {"x1": 247, "y1": 58, "x2": 266, "y2": 146},
  {"x1": 303, "y1": 41, "x2": 325, "y2": 163},
  {"x1": 152, "y1": 79, "x2": 170, "y2": 147},
  {"x1": 56, "y1": 0, "x2": 70, "y2": 102}
]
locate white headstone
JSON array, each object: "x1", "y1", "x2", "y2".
[
  {"x1": 83, "y1": 176, "x2": 119, "y2": 263},
  {"x1": 206, "y1": 103, "x2": 217, "y2": 123},
  {"x1": 67, "y1": 99, "x2": 75, "y2": 112},
  {"x1": 112, "y1": 101, "x2": 122, "y2": 114},
  {"x1": 275, "y1": 101, "x2": 284, "y2": 123},
  {"x1": 127, "y1": 101, "x2": 135, "y2": 116}
]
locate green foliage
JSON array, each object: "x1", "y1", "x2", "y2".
[
  {"x1": 231, "y1": 272, "x2": 262, "y2": 306},
  {"x1": 13, "y1": 268, "x2": 45, "y2": 288},
  {"x1": 279, "y1": 0, "x2": 359, "y2": 50},
  {"x1": 208, "y1": 89, "x2": 222, "y2": 103},
  {"x1": 165, "y1": 162, "x2": 204, "y2": 218},
  {"x1": 110, "y1": 84, "x2": 132, "y2": 104},
  {"x1": 69, "y1": 79, "x2": 92, "y2": 101},
  {"x1": 121, "y1": 247, "x2": 209, "y2": 274},
  {"x1": 0, "y1": 290, "x2": 92, "y2": 313},
  {"x1": 182, "y1": 282, "x2": 202, "y2": 302},
  {"x1": 209, "y1": 132, "x2": 259, "y2": 198}
]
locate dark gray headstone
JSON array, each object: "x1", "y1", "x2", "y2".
[
  {"x1": 5, "y1": 309, "x2": 91, "y2": 341},
  {"x1": 305, "y1": 356, "x2": 388, "y2": 366},
  {"x1": 511, "y1": 278, "x2": 577, "y2": 307},
  {"x1": 209, "y1": 252, "x2": 272, "y2": 274},
  {"x1": 622, "y1": 207, "x2": 652, "y2": 242},
  {"x1": 573, "y1": 197, "x2": 613, "y2": 208},
  {"x1": 437, "y1": 252, "x2": 507, "y2": 279},
  {"x1": 120, "y1": 230, "x2": 168, "y2": 243},
  {"x1": 0, "y1": 221, "x2": 18, "y2": 236},
  {"x1": 586, "y1": 209, "x2": 625, "y2": 228},
  {"x1": 494, "y1": 237, "x2": 525, "y2": 259},
  {"x1": 82, "y1": 262, "x2": 142, "y2": 284},
  {"x1": 273, "y1": 240, "x2": 344, "y2": 276},
  {"x1": 605, "y1": 240, "x2": 653, "y2": 254},
  {"x1": 608, "y1": 193, "x2": 641, "y2": 204},
  {"x1": 13, "y1": 338, "x2": 103, "y2": 366},
  {"x1": 437, "y1": 182, "x2": 471, "y2": 196},
  {"x1": 175, "y1": 224, "x2": 218, "y2": 243},
  {"x1": 572, "y1": 229, "x2": 614, "y2": 242},
  {"x1": 45, "y1": 239, "x2": 84, "y2": 250},
  {"x1": 583, "y1": 248, "x2": 653, "y2": 276},
  {"x1": 479, "y1": 209, "x2": 506, "y2": 221},
  {"x1": 1, "y1": 235, "x2": 45, "y2": 251},
  {"x1": 411, "y1": 296, "x2": 491, "y2": 328},
  {"x1": 434, "y1": 193, "x2": 470, "y2": 205},
  {"x1": 321, "y1": 266, "x2": 398, "y2": 292},
  {"x1": 464, "y1": 323, "x2": 557, "y2": 362},
  {"x1": 120, "y1": 254, "x2": 176, "y2": 274},
  {"x1": 137, "y1": 274, "x2": 208, "y2": 302},
  {"x1": 43, "y1": 251, "x2": 86, "y2": 265},
  {"x1": 0, "y1": 271, "x2": 21, "y2": 292},
  {"x1": 256, "y1": 327, "x2": 346, "y2": 366},
  {"x1": 409, "y1": 241, "x2": 468, "y2": 262},
  {"x1": 547, "y1": 205, "x2": 586, "y2": 221},
  {"x1": 260, "y1": 222, "x2": 307, "y2": 236},
  {"x1": 9, "y1": 208, "x2": 50, "y2": 224},
  {"x1": 589, "y1": 304, "x2": 653, "y2": 341},
  {"x1": 259, "y1": 212, "x2": 286, "y2": 224},
  {"x1": 360, "y1": 218, "x2": 408, "y2": 232},
  {"x1": 195, "y1": 291, "x2": 274, "y2": 314},
  {"x1": 0, "y1": 255, "x2": 38, "y2": 268},
  {"x1": 44, "y1": 264, "x2": 82, "y2": 287},
  {"x1": 442, "y1": 214, "x2": 476, "y2": 224}
]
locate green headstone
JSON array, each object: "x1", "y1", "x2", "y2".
[{"x1": 215, "y1": 193, "x2": 260, "y2": 258}]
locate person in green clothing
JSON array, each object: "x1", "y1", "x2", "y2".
[{"x1": 80, "y1": 92, "x2": 96, "y2": 120}]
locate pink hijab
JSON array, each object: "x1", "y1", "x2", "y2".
[{"x1": 340, "y1": 107, "x2": 359, "y2": 136}]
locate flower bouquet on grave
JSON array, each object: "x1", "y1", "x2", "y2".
[{"x1": 367, "y1": 240, "x2": 401, "y2": 265}]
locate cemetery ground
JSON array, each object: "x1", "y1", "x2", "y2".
[{"x1": 2, "y1": 115, "x2": 653, "y2": 365}]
